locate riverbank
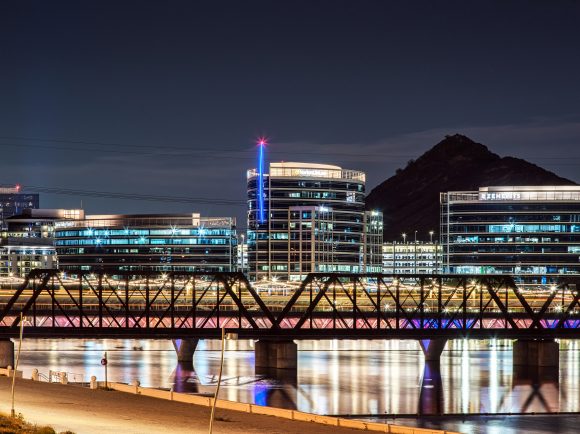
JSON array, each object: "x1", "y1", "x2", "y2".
[
  {"x1": 0, "y1": 411, "x2": 70, "y2": 434},
  {"x1": 0, "y1": 377, "x2": 452, "y2": 434}
]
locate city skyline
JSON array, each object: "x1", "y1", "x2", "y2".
[
  {"x1": 1, "y1": 1, "x2": 580, "y2": 227},
  {"x1": 2, "y1": 3, "x2": 580, "y2": 434}
]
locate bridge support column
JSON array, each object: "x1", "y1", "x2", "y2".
[
  {"x1": 255, "y1": 340, "x2": 297, "y2": 372},
  {"x1": 418, "y1": 339, "x2": 447, "y2": 363},
  {"x1": 0, "y1": 339, "x2": 14, "y2": 369},
  {"x1": 172, "y1": 339, "x2": 199, "y2": 363},
  {"x1": 513, "y1": 339, "x2": 559, "y2": 369}
]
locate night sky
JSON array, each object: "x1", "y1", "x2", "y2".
[{"x1": 1, "y1": 1, "x2": 580, "y2": 228}]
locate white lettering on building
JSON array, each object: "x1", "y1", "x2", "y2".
[{"x1": 479, "y1": 192, "x2": 522, "y2": 201}]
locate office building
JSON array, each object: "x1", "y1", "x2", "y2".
[
  {"x1": 0, "y1": 185, "x2": 39, "y2": 230},
  {"x1": 382, "y1": 242, "x2": 443, "y2": 275},
  {"x1": 0, "y1": 208, "x2": 84, "y2": 277},
  {"x1": 236, "y1": 240, "x2": 249, "y2": 273},
  {"x1": 363, "y1": 210, "x2": 384, "y2": 273},
  {"x1": 3, "y1": 208, "x2": 84, "y2": 240},
  {"x1": 54, "y1": 213, "x2": 236, "y2": 273},
  {"x1": 441, "y1": 185, "x2": 580, "y2": 283},
  {"x1": 247, "y1": 157, "x2": 379, "y2": 281}
]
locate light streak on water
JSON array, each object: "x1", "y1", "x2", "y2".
[{"x1": 13, "y1": 338, "x2": 580, "y2": 433}]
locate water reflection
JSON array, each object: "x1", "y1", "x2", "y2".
[
  {"x1": 511, "y1": 366, "x2": 560, "y2": 414},
  {"x1": 14, "y1": 339, "x2": 580, "y2": 419},
  {"x1": 170, "y1": 361, "x2": 201, "y2": 394},
  {"x1": 253, "y1": 377, "x2": 297, "y2": 409},
  {"x1": 419, "y1": 361, "x2": 443, "y2": 415}
]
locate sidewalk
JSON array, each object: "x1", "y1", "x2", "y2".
[{"x1": 0, "y1": 377, "x2": 382, "y2": 434}]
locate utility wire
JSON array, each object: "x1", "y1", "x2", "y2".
[
  {"x1": 0, "y1": 183, "x2": 246, "y2": 206},
  {"x1": 1, "y1": 134, "x2": 579, "y2": 163},
  {"x1": 0, "y1": 134, "x2": 417, "y2": 159},
  {"x1": 0, "y1": 142, "x2": 259, "y2": 161}
]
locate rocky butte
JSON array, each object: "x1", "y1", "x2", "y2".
[{"x1": 365, "y1": 134, "x2": 577, "y2": 241}]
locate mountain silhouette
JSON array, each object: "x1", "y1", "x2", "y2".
[{"x1": 365, "y1": 134, "x2": 576, "y2": 241}]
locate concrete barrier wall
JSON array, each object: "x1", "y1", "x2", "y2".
[
  {"x1": 0, "y1": 367, "x2": 23, "y2": 378},
  {"x1": 101, "y1": 380, "x2": 459, "y2": 434},
  {"x1": 4, "y1": 374, "x2": 458, "y2": 434}
]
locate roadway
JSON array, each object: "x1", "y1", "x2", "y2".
[{"x1": 0, "y1": 376, "x2": 370, "y2": 434}]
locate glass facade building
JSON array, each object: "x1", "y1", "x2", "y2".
[
  {"x1": 382, "y1": 242, "x2": 443, "y2": 275},
  {"x1": 247, "y1": 161, "x2": 380, "y2": 281},
  {"x1": 0, "y1": 209, "x2": 84, "y2": 277},
  {"x1": 363, "y1": 210, "x2": 384, "y2": 273},
  {"x1": 441, "y1": 186, "x2": 580, "y2": 283},
  {"x1": 0, "y1": 186, "x2": 39, "y2": 230},
  {"x1": 0, "y1": 243, "x2": 57, "y2": 277},
  {"x1": 54, "y1": 213, "x2": 236, "y2": 273}
]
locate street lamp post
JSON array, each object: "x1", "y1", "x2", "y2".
[
  {"x1": 11, "y1": 313, "x2": 24, "y2": 418},
  {"x1": 209, "y1": 327, "x2": 225, "y2": 434},
  {"x1": 209, "y1": 327, "x2": 237, "y2": 434}
]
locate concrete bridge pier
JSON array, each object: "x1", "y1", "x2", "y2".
[
  {"x1": 172, "y1": 339, "x2": 199, "y2": 364},
  {"x1": 418, "y1": 338, "x2": 448, "y2": 363},
  {"x1": 513, "y1": 339, "x2": 559, "y2": 372},
  {"x1": 0, "y1": 339, "x2": 14, "y2": 369},
  {"x1": 255, "y1": 340, "x2": 297, "y2": 379}
]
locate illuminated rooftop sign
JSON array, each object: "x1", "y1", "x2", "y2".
[
  {"x1": 296, "y1": 169, "x2": 328, "y2": 178},
  {"x1": 447, "y1": 186, "x2": 580, "y2": 203},
  {"x1": 479, "y1": 192, "x2": 521, "y2": 201},
  {"x1": 268, "y1": 163, "x2": 365, "y2": 182}
]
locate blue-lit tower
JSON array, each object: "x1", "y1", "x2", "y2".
[
  {"x1": 257, "y1": 139, "x2": 266, "y2": 223},
  {"x1": 246, "y1": 138, "x2": 270, "y2": 280},
  {"x1": 247, "y1": 153, "x2": 370, "y2": 282}
]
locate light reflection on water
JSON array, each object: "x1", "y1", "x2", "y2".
[{"x1": 15, "y1": 339, "x2": 580, "y2": 426}]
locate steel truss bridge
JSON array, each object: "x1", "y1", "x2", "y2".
[{"x1": 1, "y1": 270, "x2": 579, "y2": 339}]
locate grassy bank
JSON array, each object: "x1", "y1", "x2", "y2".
[{"x1": 0, "y1": 413, "x2": 73, "y2": 434}]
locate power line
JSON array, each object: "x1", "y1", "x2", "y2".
[
  {"x1": 0, "y1": 141, "x2": 258, "y2": 161},
  {"x1": 2, "y1": 183, "x2": 246, "y2": 206},
  {"x1": 0, "y1": 134, "x2": 417, "y2": 159},
  {"x1": 1, "y1": 134, "x2": 580, "y2": 163}
]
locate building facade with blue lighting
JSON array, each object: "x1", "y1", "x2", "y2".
[
  {"x1": 247, "y1": 161, "x2": 380, "y2": 281},
  {"x1": 54, "y1": 213, "x2": 236, "y2": 273},
  {"x1": 441, "y1": 186, "x2": 580, "y2": 284}
]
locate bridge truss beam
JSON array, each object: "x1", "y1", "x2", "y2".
[{"x1": 0, "y1": 271, "x2": 579, "y2": 339}]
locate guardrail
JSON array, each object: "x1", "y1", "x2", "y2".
[
  {"x1": 98, "y1": 379, "x2": 461, "y2": 434},
  {"x1": 0, "y1": 366, "x2": 459, "y2": 434}
]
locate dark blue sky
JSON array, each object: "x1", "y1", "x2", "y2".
[{"x1": 1, "y1": 1, "x2": 579, "y2": 227}]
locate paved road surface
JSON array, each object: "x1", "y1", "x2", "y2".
[{"x1": 0, "y1": 377, "x2": 375, "y2": 434}]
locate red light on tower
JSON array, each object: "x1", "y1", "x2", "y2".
[
  {"x1": 257, "y1": 137, "x2": 267, "y2": 147},
  {"x1": 15, "y1": 184, "x2": 21, "y2": 192}
]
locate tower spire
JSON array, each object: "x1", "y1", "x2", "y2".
[{"x1": 257, "y1": 138, "x2": 267, "y2": 224}]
